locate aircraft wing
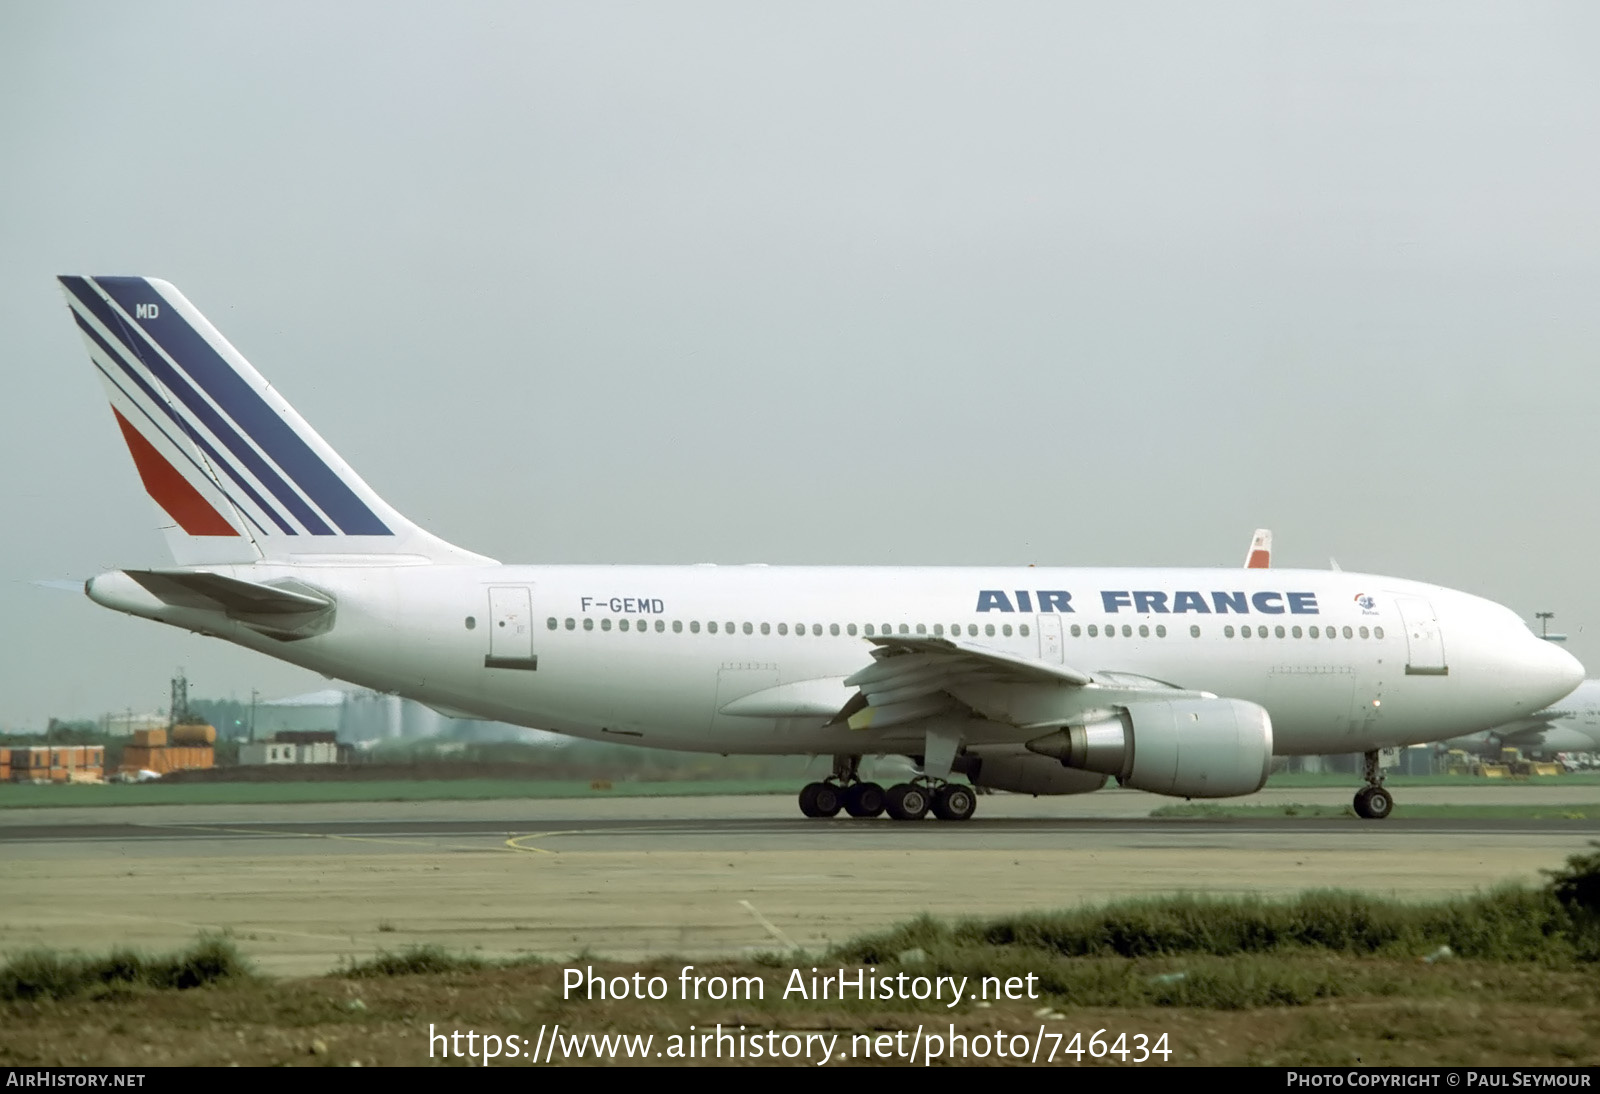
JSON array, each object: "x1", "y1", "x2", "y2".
[{"x1": 837, "y1": 634, "x2": 1097, "y2": 729}]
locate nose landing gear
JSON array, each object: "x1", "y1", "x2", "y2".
[{"x1": 1353, "y1": 750, "x2": 1394, "y2": 820}]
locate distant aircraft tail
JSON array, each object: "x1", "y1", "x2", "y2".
[
  {"x1": 59, "y1": 276, "x2": 491, "y2": 567},
  {"x1": 1244, "y1": 528, "x2": 1272, "y2": 569}
]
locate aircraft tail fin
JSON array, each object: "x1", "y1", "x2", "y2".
[
  {"x1": 58, "y1": 276, "x2": 492, "y2": 567},
  {"x1": 1244, "y1": 528, "x2": 1272, "y2": 569}
]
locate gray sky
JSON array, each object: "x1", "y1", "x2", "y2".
[{"x1": 3, "y1": 3, "x2": 1598, "y2": 727}]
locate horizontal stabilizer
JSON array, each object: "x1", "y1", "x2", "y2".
[{"x1": 123, "y1": 570, "x2": 332, "y2": 614}]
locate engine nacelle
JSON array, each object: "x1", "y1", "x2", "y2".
[
  {"x1": 1025, "y1": 697, "x2": 1273, "y2": 798},
  {"x1": 961, "y1": 748, "x2": 1108, "y2": 796}
]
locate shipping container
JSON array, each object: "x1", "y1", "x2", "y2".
[{"x1": 132, "y1": 729, "x2": 167, "y2": 747}]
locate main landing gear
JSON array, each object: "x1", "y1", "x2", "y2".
[
  {"x1": 798, "y1": 755, "x2": 888, "y2": 818},
  {"x1": 798, "y1": 755, "x2": 976, "y2": 821},
  {"x1": 1353, "y1": 749, "x2": 1394, "y2": 820}
]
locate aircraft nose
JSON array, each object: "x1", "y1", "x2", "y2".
[{"x1": 1532, "y1": 640, "x2": 1585, "y2": 705}]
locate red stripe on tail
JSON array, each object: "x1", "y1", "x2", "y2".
[
  {"x1": 1246, "y1": 550, "x2": 1270, "y2": 569},
  {"x1": 111, "y1": 408, "x2": 239, "y2": 536}
]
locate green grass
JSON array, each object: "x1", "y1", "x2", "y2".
[
  {"x1": 1264, "y1": 772, "x2": 1600, "y2": 788},
  {"x1": 0, "y1": 777, "x2": 800, "y2": 808},
  {"x1": 1151, "y1": 802, "x2": 1600, "y2": 820},
  {"x1": 0, "y1": 934, "x2": 250, "y2": 1001}
]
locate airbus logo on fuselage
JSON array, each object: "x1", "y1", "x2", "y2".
[{"x1": 976, "y1": 590, "x2": 1322, "y2": 615}]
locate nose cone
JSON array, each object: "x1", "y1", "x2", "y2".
[{"x1": 1535, "y1": 641, "x2": 1586, "y2": 707}]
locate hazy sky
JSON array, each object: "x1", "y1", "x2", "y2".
[{"x1": 3, "y1": 3, "x2": 1598, "y2": 727}]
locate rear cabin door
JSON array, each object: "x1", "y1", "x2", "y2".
[
  {"x1": 1394, "y1": 596, "x2": 1447, "y2": 676},
  {"x1": 485, "y1": 586, "x2": 538, "y2": 670}
]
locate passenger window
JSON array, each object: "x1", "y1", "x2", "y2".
[
  {"x1": 601, "y1": 618, "x2": 612, "y2": 631},
  {"x1": 813, "y1": 624, "x2": 823, "y2": 636},
  {"x1": 862, "y1": 624, "x2": 872, "y2": 636},
  {"x1": 1225, "y1": 625, "x2": 1236, "y2": 638},
  {"x1": 985, "y1": 624, "x2": 996, "y2": 637},
  {"x1": 565, "y1": 618, "x2": 575, "y2": 631},
  {"x1": 465, "y1": 616, "x2": 477, "y2": 630},
  {"x1": 883, "y1": 623, "x2": 893, "y2": 635},
  {"x1": 672, "y1": 620, "x2": 682, "y2": 633},
  {"x1": 1122, "y1": 625, "x2": 1132, "y2": 638},
  {"x1": 760, "y1": 622, "x2": 770, "y2": 635},
  {"x1": 847, "y1": 624, "x2": 857, "y2": 636},
  {"x1": 934, "y1": 624, "x2": 944, "y2": 636},
  {"x1": 1343, "y1": 626, "x2": 1354, "y2": 639},
  {"x1": 830, "y1": 623, "x2": 840, "y2": 636},
  {"x1": 1275, "y1": 625, "x2": 1285, "y2": 638},
  {"x1": 1374, "y1": 626, "x2": 1385, "y2": 639},
  {"x1": 952, "y1": 622, "x2": 962, "y2": 635},
  {"x1": 1002, "y1": 624, "x2": 1013, "y2": 637},
  {"x1": 1020, "y1": 624, "x2": 1030, "y2": 637},
  {"x1": 1088, "y1": 624, "x2": 1098, "y2": 637},
  {"x1": 1291, "y1": 625, "x2": 1302, "y2": 638},
  {"x1": 656, "y1": 619, "x2": 665, "y2": 632},
  {"x1": 708, "y1": 622, "x2": 719, "y2": 634},
  {"x1": 1309, "y1": 626, "x2": 1319, "y2": 638},
  {"x1": 1190, "y1": 625, "x2": 1200, "y2": 638},
  {"x1": 1139, "y1": 624, "x2": 1149, "y2": 638},
  {"x1": 898, "y1": 624, "x2": 909, "y2": 635},
  {"x1": 1071, "y1": 624, "x2": 1082, "y2": 637},
  {"x1": 1156, "y1": 624, "x2": 1167, "y2": 638},
  {"x1": 546, "y1": 617, "x2": 558, "y2": 630},
  {"x1": 690, "y1": 621, "x2": 700, "y2": 634},
  {"x1": 743, "y1": 622, "x2": 754, "y2": 635},
  {"x1": 1359, "y1": 626, "x2": 1369, "y2": 639},
  {"x1": 637, "y1": 619, "x2": 646, "y2": 633},
  {"x1": 619, "y1": 619, "x2": 630, "y2": 632},
  {"x1": 584, "y1": 618, "x2": 594, "y2": 631},
  {"x1": 967, "y1": 624, "x2": 978, "y2": 637},
  {"x1": 726, "y1": 621, "x2": 735, "y2": 635}
]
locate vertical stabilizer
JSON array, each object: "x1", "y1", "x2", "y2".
[{"x1": 59, "y1": 276, "x2": 492, "y2": 566}]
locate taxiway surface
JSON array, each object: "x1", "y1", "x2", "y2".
[{"x1": 2, "y1": 787, "x2": 1596, "y2": 975}]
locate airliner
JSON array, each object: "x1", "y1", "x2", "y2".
[{"x1": 57, "y1": 276, "x2": 1584, "y2": 822}]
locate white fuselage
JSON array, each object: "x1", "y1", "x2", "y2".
[{"x1": 90, "y1": 562, "x2": 1582, "y2": 759}]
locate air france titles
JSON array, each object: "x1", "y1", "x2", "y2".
[{"x1": 976, "y1": 590, "x2": 1320, "y2": 615}]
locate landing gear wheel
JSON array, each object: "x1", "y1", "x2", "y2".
[
  {"x1": 1353, "y1": 785, "x2": 1393, "y2": 820},
  {"x1": 885, "y1": 783, "x2": 930, "y2": 821},
  {"x1": 931, "y1": 784, "x2": 977, "y2": 822},
  {"x1": 844, "y1": 782, "x2": 886, "y2": 818},
  {"x1": 799, "y1": 782, "x2": 843, "y2": 818}
]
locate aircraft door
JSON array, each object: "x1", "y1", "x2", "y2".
[
  {"x1": 1037, "y1": 614, "x2": 1064, "y2": 664},
  {"x1": 1394, "y1": 596, "x2": 1447, "y2": 676},
  {"x1": 485, "y1": 586, "x2": 539, "y2": 670}
]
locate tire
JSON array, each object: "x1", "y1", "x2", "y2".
[
  {"x1": 844, "y1": 782, "x2": 886, "y2": 818},
  {"x1": 1363, "y1": 786, "x2": 1393, "y2": 820},
  {"x1": 931, "y1": 784, "x2": 976, "y2": 821},
  {"x1": 885, "y1": 783, "x2": 929, "y2": 821},
  {"x1": 799, "y1": 782, "x2": 838, "y2": 818}
]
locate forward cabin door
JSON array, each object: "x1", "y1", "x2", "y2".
[
  {"x1": 1037, "y1": 613, "x2": 1064, "y2": 664},
  {"x1": 485, "y1": 586, "x2": 538, "y2": 670},
  {"x1": 1394, "y1": 596, "x2": 1447, "y2": 676}
]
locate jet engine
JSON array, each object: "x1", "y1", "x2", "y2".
[
  {"x1": 1025, "y1": 697, "x2": 1273, "y2": 798},
  {"x1": 959, "y1": 748, "x2": 1107, "y2": 796}
]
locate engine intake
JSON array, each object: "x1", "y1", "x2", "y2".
[{"x1": 1025, "y1": 697, "x2": 1273, "y2": 798}]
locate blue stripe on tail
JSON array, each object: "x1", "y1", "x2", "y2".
[{"x1": 93, "y1": 277, "x2": 392, "y2": 536}]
